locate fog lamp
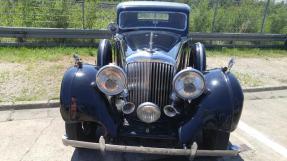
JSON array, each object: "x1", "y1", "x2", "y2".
[{"x1": 137, "y1": 102, "x2": 161, "y2": 123}]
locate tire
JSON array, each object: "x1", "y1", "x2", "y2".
[
  {"x1": 190, "y1": 42, "x2": 206, "y2": 72},
  {"x1": 65, "y1": 122, "x2": 98, "y2": 141},
  {"x1": 202, "y1": 129, "x2": 230, "y2": 150},
  {"x1": 97, "y1": 39, "x2": 112, "y2": 67},
  {"x1": 65, "y1": 122, "x2": 82, "y2": 140}
]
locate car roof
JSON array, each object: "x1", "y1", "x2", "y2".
[{"x1": 117, "y1": 1, "x2": 190, "y2": 13}]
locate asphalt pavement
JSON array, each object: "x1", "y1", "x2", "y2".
[{"x1": 0, "y1": 90, "x2": 287, "y2": 161}]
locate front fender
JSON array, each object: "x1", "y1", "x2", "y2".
[
  {"x1": 227, "y1": 72, "x2": 244, "y2": 131},
  {"x1": 60, "y1": 64, "x2": 117, "y2": 137},
  {"x1": 179, "y1": 69, "x2": 244, "y2": 144}
]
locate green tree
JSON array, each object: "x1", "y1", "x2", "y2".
[
  {"x1": 266, "y1": 3, "x2": 287, "y2": 33},
  {"x1": 190, "y1": 0, "x2": 212, "y2": 32}
]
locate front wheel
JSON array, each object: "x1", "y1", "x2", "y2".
[
  {"x1": 202, "y1": 129, "x2": 230, "y2": 150},
  {"x1": 190, "y1": 42, "x2": 206, "y2": 72},
  {"x1": 97, "y1": 39, "x2": 112, "y2": 67},
  {"x1": 198, "y1": 130, "x2": 230, "y2": 161}
]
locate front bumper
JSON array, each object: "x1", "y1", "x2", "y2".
[{"x1": 62, "y1": 136, "x2": 240, "y2": 159}]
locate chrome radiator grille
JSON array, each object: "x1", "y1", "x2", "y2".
[{"x1": 126, "y1": 62, "x2": 175, "y2": 108}]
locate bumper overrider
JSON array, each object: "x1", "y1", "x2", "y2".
[{"x1": 62, "y1": 136, "x2": 240, "y2": 160}]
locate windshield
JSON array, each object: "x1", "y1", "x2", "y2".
[{"x1": 119, "y1": 11, "x2": 187, "y2": 31}]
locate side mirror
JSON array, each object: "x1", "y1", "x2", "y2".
[
  {"x1": 108, "y1": 23, "x2": 118, "y2": 35},
  {"x1": 223, "y1": 57, "x2": 235, "y2": 73},
  {"x1": 228, "y1": 57, "x2": 235, "y2": 71}
]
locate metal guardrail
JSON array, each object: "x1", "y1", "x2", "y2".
[
  {"x1": 0, "y1": 27, "x2": 286, "y2": 48},
  {"x1": 0, "y1": 27, "x2": 110, "y2": 39},
  {"x1": 190, "y1": 32, "x2": 286, "y2": 42}
]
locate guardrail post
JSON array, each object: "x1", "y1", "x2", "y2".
[
  {"x1": 82, "y1": 0, "x2": 85, "y2": 29},
  {"x1": 211, "y1": 0, "x2": 219, "y2": 32},
  {"x1": 261, "y1": 0, "x2": 270, "y2": 33},
  {"x1": 76, "y1": 0, "x2": 85, "y2": 29}
]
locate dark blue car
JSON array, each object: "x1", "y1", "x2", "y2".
[{"x1": 60, "y1": 1, "x2": 244, "y2": 160}]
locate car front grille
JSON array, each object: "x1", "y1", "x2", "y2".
[{"x1": 126, "y1": 62, "x2": 175, "y2": 108}]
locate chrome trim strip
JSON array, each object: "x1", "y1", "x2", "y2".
[
  {"x1": 152, "y1": 62, "x2": 157, "y2": 103},
  {"x1": 114, "y1": 34, "x2": 128, "y2": 66},
  {"x1": 159, "y1": 63, "x2": 163, "y2": 107}
]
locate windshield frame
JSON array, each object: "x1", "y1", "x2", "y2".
[{"x1": 118, "y1": 11, "x2": 188, "y2": 32}]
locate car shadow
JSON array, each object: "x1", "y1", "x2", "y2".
[{"x1": 71, "y1": 148, "x2": 245, "y2": 161}]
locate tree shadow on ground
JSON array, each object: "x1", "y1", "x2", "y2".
[{"x1": 71, "y1": 148, "x2": 244, "y2": 161}]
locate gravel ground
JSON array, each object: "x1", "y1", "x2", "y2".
[
  {"x1": 1, "y1": 90, "x2": 287, "y2": 161},
  {"x1": 0, "y1": 56, "x2": 95, "y2": 102},
  {"x1": 0, "y1": 56, "x2": 286, "y2": 102},
  {"x1": 207, "y1": 56, "x2": 287, "y2": 87}
]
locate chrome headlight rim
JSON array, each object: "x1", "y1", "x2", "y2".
[
  {"x1": 96, "y1": 64, "x2": 127, "y2": 96},
  {"x1": 173, "y1": 67, "x2": 206, "y2": 100}
]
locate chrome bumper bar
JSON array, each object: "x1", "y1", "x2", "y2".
[{"x1": 62, "y1": 136, "x2": 239, "y2": 159}]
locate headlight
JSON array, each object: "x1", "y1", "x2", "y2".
[
  {"x1": 137, "y1": 102, "x2": 161, "y2": 123},
  {"x1": 96, "y1": 64, "x2": 127, "y2": 95},
  {"x1": 173, "y1": 67, "x2": 205, "y2": 100}
]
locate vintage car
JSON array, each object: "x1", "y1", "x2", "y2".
[{"x1": 60, "y1": 1, "x2": 244, "y2": 160}]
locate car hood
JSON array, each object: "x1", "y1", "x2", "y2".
[{"x1": 122, "y1": 31, "x2": 182, "y2": 61}]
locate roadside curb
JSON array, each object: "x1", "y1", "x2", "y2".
[
  {"x1": 0, "y1": 100, "x2": 59, "y2": 111},
  {"x1": 1, "y1": 85, "x2": 287, "y2": 111},
  {"x1": 243, "y1": 85, "x2": 287, "y2": 93}
]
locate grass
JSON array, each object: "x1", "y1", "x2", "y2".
[
  {"x1": 0, "y1": 47, "x2": 286, "y2": 102},
  {"x1": 207, "y1": 48, "x2": 287, "y2": 58},
  {"x1": 0, "y1": 47, "x2": 286, "y2": 63},
  {"x1": 0, "y1": 47, "x2": 99, "y2": 102},
  {"x1": 233, "y1": 71, "x2": 262, "y2": 87},
  {"x1": 0, "y1": 47, "x2": 96, "y2": 63},
  {"x1": 0, "y1": 62, "x2": 58, "y2": 102}
]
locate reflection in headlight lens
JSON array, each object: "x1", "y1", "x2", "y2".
[
  {"x1": 96, "y1": 65, "x2": 126, "y2": 95},
  {"x1": 173, "y1": 68, "x2": 205, "y2": 100}
]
